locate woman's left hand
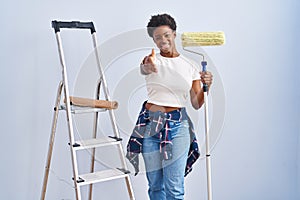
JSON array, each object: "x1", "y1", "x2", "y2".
[{"x1": 200, "y1": 71, "x2": 213, "y2": 88}]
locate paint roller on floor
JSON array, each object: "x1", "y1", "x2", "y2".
[{"x1": 181, "y1": 31, "x2": 225, "y2": 200}]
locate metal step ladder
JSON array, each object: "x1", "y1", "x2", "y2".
[{"x1": 40, "y1": 21, "x2": 135, "y2": 200}]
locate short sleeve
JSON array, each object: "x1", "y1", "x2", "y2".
[
  {"x1": 192, "y1": 63, "x2": 201, "y2": 80},
  {"x1": 181, "y1": 55, "x2": 201, "y2": 81}
]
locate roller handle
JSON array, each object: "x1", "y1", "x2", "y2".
[
  {"x1": 201, "y1": 61, "x2": 209, "y2": 92},
  {"x1": 52, "y1": 20, "x2": 96, "y2": 34}
]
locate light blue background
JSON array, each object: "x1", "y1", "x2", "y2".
[{"x1": 0, "y1": 0, "x2": 299, "y2": 199}]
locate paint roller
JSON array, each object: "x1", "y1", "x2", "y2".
[{"x1": 181, "y1": 31, "x2": 225, "y2": 200}]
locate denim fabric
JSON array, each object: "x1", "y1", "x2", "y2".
[
  {"x1": 126, "y1": 101, "x2": 200, "y2": 176},
  {"x1": 142, "y1": 120, "x2": 190, "y2": 200}
]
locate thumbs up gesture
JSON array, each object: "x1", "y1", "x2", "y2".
[{"x1": 140, "y1": 49, "x2": 158, "y2": 74}]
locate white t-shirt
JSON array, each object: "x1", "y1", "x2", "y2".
[{"x1": 145, "y1": 54, "x2": 201, "y2": 107}]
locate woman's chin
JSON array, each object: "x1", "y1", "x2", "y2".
[{"x1": 160, "y1": 48, "x2": 170, "y2": 54}]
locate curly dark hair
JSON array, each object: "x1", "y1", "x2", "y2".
[{"x1": 147, "y1": 13, "x2": 177, "y2": 38}]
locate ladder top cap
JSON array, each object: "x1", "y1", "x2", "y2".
[{"x1": 52, "y1": 20, "x2": 96, "y2": 33}]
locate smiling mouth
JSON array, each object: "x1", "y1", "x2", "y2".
[{"x1": 160, "y1": 43, "x2": 170, "y2": 51}]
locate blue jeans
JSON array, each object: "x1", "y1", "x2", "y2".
[{"x1": 142, "y1": 120, "x2": 190, "y2": 200}]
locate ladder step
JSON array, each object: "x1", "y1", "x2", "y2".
[
  {"x1": 72, "y1": 137, "x2": 122, "y2": 150},
  {"x1": 77, "y1": 168, "x2": 130, "y2": 186},
  {"x1": 58, "y1": 105, "x2": 107, "y2": 114}
]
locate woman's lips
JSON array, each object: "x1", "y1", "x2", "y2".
[{"x1": 160, "y1": 43, "x2": 170, "y2": 51}]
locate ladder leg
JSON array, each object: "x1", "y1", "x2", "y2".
[
  {"x1": 117, "y1": 142, "x2": 135, "y2": 200},
  {"x1": 40, "y1": 82, "x2": 63, "y2": 200},
  {"x1": 88, "y1": 79, "x2": 101, "y2": 200},
  {"x1": 64, "y1": 87, "x2": 82, "y2": 200},
  {"x1": 125, "y1": 176, "x2": 135, "y2": 200},
  {"x1": 88, "y1": 147, "x2": 96, "y2": 200}
]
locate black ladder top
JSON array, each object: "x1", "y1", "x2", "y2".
[{"x1": 52, "y1": 20, "x2": 96, "y2": 34}]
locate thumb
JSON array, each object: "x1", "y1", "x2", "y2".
[
  {"x1": 148, "y1": 49, "x2": 156, "y2": 64},
  {"x1": 151, "y1": 48, "x2": 155, "y2": 58}
]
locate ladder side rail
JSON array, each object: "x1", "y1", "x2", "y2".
[
  {"x1": 55, "y1": 31, "x2": 82, "y2": 200},
  {"x1": 91, "y1": 33, "x2": 135, "y2": 200},
  {"x1": 40, "y1": 81, "x2": 63, "y2": 200},
  {"x1": 91, "y1": 33, "x2": 127, "y2": 164},
  {"x1": 91, "y1": 33, "x2": 121, "y2": 139}
]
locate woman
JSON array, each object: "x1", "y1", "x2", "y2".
[{"x1": 126, "y1": 13, "x2": 213, "y2": 200}]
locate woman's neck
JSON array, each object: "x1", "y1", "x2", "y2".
[{"x1": 160, "y1": 50, "x2": 180, "y2": 58}]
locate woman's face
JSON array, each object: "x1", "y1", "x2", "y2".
[{"x1": 152, "y1": 25, "x2": 177, "y2": 56}]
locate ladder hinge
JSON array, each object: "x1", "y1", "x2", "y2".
[
  {"x1": 68, "y1": 142, "x2": 81, "y2": 147},
  {"x1": 72, "y1": 177, "x2": 85, "y2": 183},
  {"x1": 108, "y1": 136, "x2": 122, "y2": 141},
  {"x1": 117, "y1": 168, "x2": 130, "y2": 174}
]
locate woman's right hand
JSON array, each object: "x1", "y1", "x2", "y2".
[{"x1": 141, "y1": 49, "x2": 158, "y2": 74}]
